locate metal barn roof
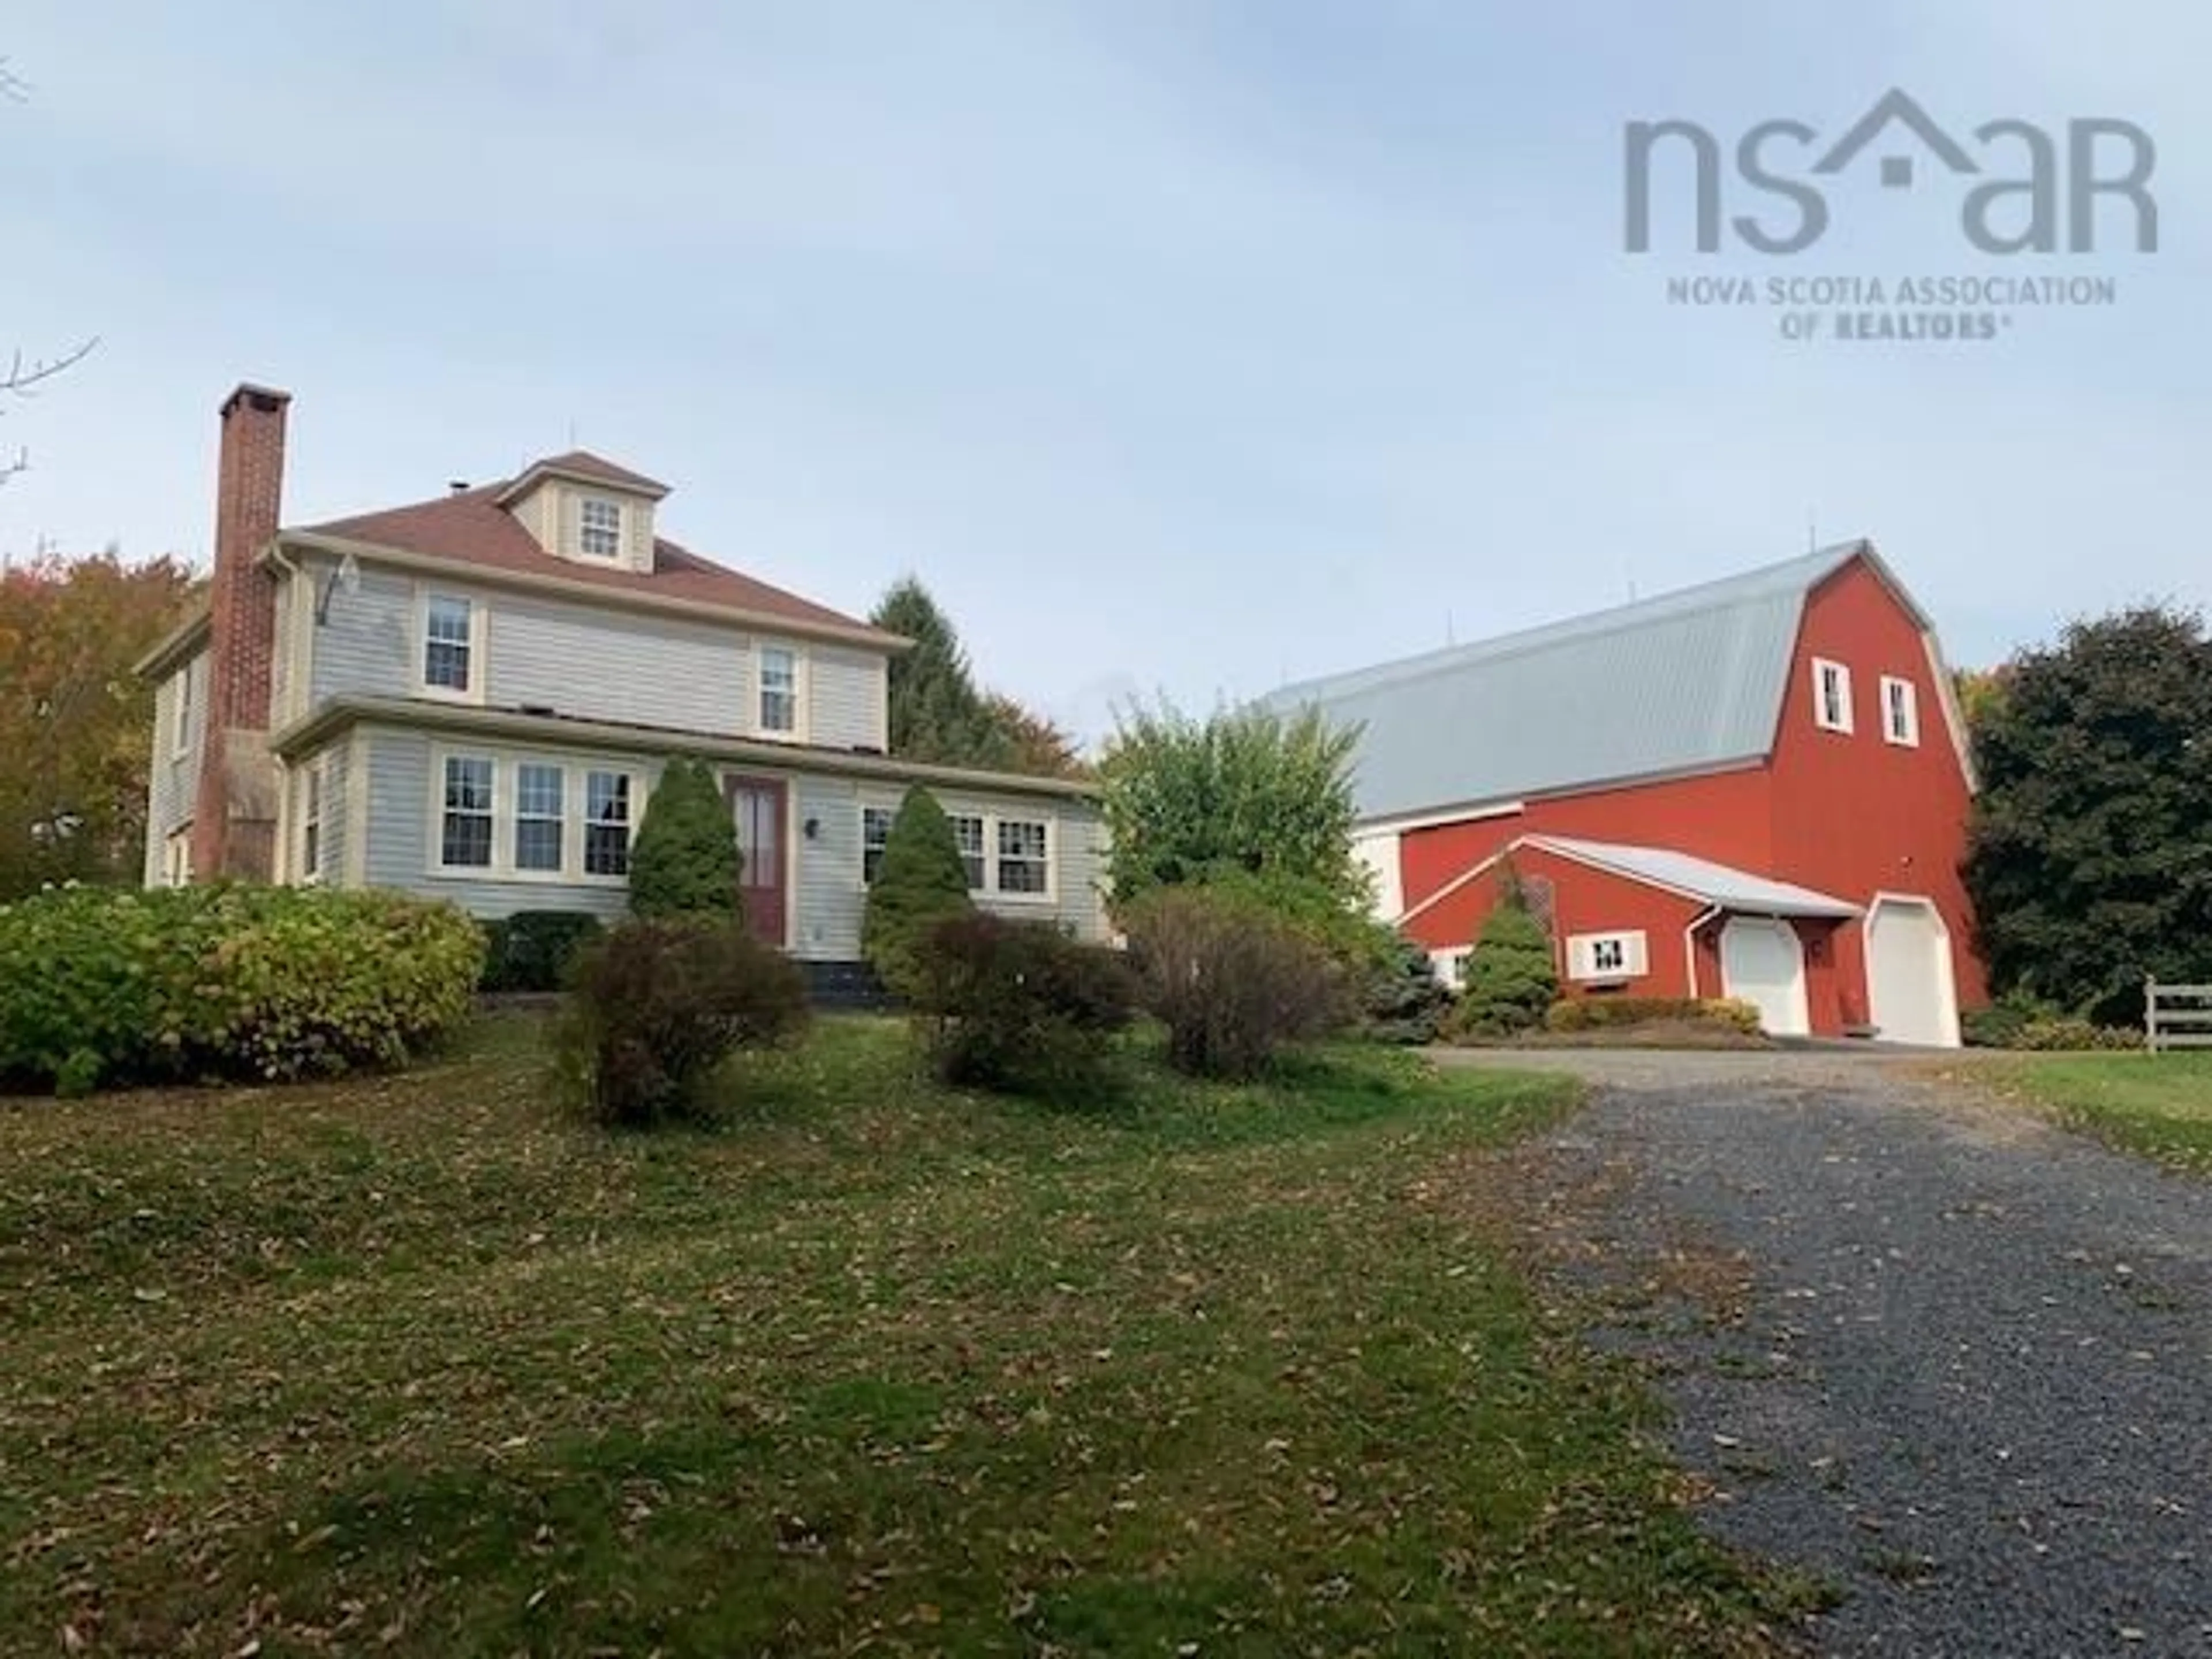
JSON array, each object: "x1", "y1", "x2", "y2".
[
  {"x1": 1264, "y1": 540, "x2": 1886, "y2": 822},
  {"x1": 1527, "y1": 836, "x2": 1862, "y2": 918}
]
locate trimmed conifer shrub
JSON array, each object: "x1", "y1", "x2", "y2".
[
  {"x1": 861, "y1": 786, "x2": 975, "y2": 999},
  {"x1": 1449, "y1": 875, "x2": 1558, "y2": 1039},
  {"x1": 628, "y1": 757, "x2": 742, "y2": 920}
]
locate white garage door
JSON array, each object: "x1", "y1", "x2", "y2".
[
  {"x1": 1721, "y1": 918, "x2": 1810, "y2": 1037},
  {"x1": 1865, "y1": 896, "x2": 1960, "y2": 1048}
]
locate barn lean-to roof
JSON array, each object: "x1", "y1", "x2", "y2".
[{"x1": 1263, "y1": 539, "x2": 1940, "y2": 823}]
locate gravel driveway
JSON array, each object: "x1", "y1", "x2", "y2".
[{"x1": 1441, "y1": 1048, "x2": 2212, "y2": 1657}]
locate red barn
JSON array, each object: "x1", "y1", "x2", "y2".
[{"x1": 1268, "y1": 541, "x2": 1983, "y2": 1045}]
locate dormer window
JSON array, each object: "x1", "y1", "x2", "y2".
[{"x1": 579, "y1": 497, "x2": 623, "y2": 560}]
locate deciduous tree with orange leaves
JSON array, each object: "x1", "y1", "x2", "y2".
[{"x1": 0, "y1": 550, "x2": 199, "y2": 896}]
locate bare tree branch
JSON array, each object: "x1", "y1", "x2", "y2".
[
  {"x1": 2, "y1": 338, "x2": 99, "y2": 401},
  {"x1": 0, "y1": 58, "x2": 97, "y2": 487}
]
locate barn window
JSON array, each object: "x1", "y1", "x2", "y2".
[
  {"x1": 1567, "y1": 930, "x2": 1647, "y2": 982},
  {"x1": 1881, "y1": 675, "x2": 1919, "y2": 747},
  {"x1": 1812, "y1": 657, "x2": 1854, "y2": 734}
]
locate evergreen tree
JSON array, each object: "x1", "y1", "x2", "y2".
[
  {"x1": 862, "y1": 785, "x2": 975, "y2": 997},
  {"x1": 871, "y1": 578, "x2": 1005, "y2": 767},
  {"x1": 628, "y1": 757, "x2": 743, "y2": 920},
  {"x1": 1452, "y1": 871, "x2": 1559, "y2": 1036}
]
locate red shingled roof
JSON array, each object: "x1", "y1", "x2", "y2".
[
  {"x1": 497, "y1": 449, "x2": 668, "y2": 500},
  {"x1": 293, "y1": 461, "x2": 894, "y2": 642}
]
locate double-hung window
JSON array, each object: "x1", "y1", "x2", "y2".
[
  {"x1": 585, "y1": 771, "x2": 634, "y2": 876},
  {"x1": 423, "y1": 596, "x2": 477, "y2": 696},
  {"x1": 172, "y1": 663, "x2": 194, "y2": 756},
  {"x1": 434, "y1": 754, "x2": 639, "y2": 879},
  {"x1": 925, "y1": 809, "x2": 1052, "y2": 899},
  {"x1": 861, "y1": 806, "x2": 895, "y2": 885},
  {"x1": 299, "y1": 761, "x2": 324, "y2": 882},
  {"x1": 579, "y1": 497, "x2": 622, "y2": 559},
  {"x1": 1812, "y1": 657, "x2": 1853, "y2": 734},
  {"x1": 759, "y1": 646, "x2": 798, "y2": 735},
  {"x1": 950, "y1": 813, "x2": 987, "y2": 890},
  {"x1": 996, "y1": 819, "x2": 1049, "y2": 894},
  {"x1": 1881, "y1": 675, "x2": 1920, "y2": 747},
  {"x1": 441, "y1": 755, "x2": 495, "y2": 868},
  {"x1": 514, "y1": 763, "x2": 565, "y2": 872}
]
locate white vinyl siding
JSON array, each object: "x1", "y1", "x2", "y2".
[
  {"x1": 308, "y1": 562, "x2": 893, "y2": 751},
  {"x1": 1881, "y1": 675, "x2": 1920, "y2": 747},
  {"x1": 349, "y1": 726, "x2": 1108, "y2": 950},
  {"x1": 1566, "y1": 930, "x2": 1649, "y2": 982},
  {"x1": 1812, "y1": 657, "x2": 1854, "y2": 734},
  {"x1": 143, "y1": 653, "x2": 207, "y2": 888}
]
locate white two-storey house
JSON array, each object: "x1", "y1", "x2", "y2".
[{"x1": 138, "y1": 384, "x2": 1108, "y2": 973}]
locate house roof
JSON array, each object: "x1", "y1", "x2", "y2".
[
  {"x1": 1263, "y1": 540, "x2": 1909, "y2": 821},
  {"x1": 291, "y1": 469, "x2": 901, "y2": 648},
  {"x1": 495, "y1": 449, "x2": 669, "y2": 503},
  {"x1": 1397, "y1": 831, "x2": 1862, "y2": 928},
  {"x1": 1523, "y1": 835, "x2": 1862, "y2": 918}
]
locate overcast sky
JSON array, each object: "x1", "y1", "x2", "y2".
[{"x1": 2, "y1": 2, "x2": 2205, "y2": 739}]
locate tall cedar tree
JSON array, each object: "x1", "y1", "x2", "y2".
[
  {"x1": 628, "y1": 757, "x2": 744, "y2": 919},
  {"x1": 1099, "y1": 700, "x2": 1369, "y2": 912},
  {"x1": 861, "y1": 785, "x2": 975, "y2": 997},
  {"x1": 1453, "y1": 870, "x2": 1559, "y2": 1036},
  {"x1": 870, "y1": 578, "x2": 1085, "y2": 778},
  {"x1": 0, "y1": 550, "x2": 199, "y2": 897},
  {"x1": 1963, "y1": 605, "x2": 2212, "y2": 1024}
]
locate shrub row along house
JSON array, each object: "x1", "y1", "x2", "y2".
[
  {"x1": 1267, "y1": 543, "x2": 1983, "y2": 1046},
  {"x1": 136, "y1": 384, "x2": 1109, "y2": 980}
]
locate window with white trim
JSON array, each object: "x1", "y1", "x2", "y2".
[
  {"x1": 1812, "y1": 657, "x2": 1854, "y2": 734},
  {"x1": 163, "y1": 826, "x2": 193, "y2": 888},
  {"x1": 996, "y1": 819, "x2": 1050, "y2": 895},
  {"x1": 299, "y1": 760, "x2": 324, "y2": 882},
  {"x1": 937, "y1": 809, "x2": 1054, "y2": 897},
  {"x1": 759, "y1": 646, "x2": 798, "y2": 734},
  {"x1": 514, "y1": 763, "x2": 565, "y2": 872},
  {"x1": 579, "y1": 497, "x2": 623, "y2": 559},
  {"x1": 1567, "y1": 930, "x2": 1647, "y2": 982},
  {"x1": 1881, "y1": 675, "x2": 1920, "y2": 747},
  {"x1": 172, "y1": 662, "x2": 194, "y2": 756},
  {"x1": 423, "y1": 596, "x2": 476, "y2": 695},
  {"x1": 585, "y1": 771, "x2": 634, "y2": 877},
  {"x1": 951, "y1": 813, "x2": 986, "y2": 890},
  {"x1": 861, "y1": 805, "x2": 895, "y2": 885},
  {"x1": 440, "y1": 755, "x2": 495, "y2": 868}
]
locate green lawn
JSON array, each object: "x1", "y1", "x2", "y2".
[
  {"x1": 1994, "y1": 1051, "x2": 2212, "y2": 1173},
  {"x1": 1, "y1": 1016, "x2": 1810, "y2": 1657}
]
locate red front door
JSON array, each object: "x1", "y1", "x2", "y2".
[{"x1": 723, "y1": 775, "x2": 789, "y2": 945}]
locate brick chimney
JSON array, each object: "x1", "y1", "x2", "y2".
[{"x1": 190, "y1": 382, "x2": 291, "y2": 880}]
